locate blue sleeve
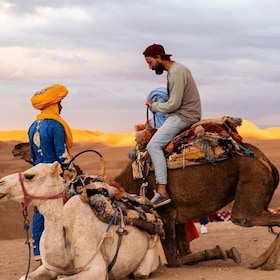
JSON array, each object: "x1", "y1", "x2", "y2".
[
  {"x1": 51, "y1": 123, "x2": 69, "y2": 169},
  {"x1": 28, "y1": 122, "x2": 36, "y2": 165}
]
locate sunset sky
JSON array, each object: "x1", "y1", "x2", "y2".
[{"x1": 1, "y1": 0, "x2": 280, "y2": 132}]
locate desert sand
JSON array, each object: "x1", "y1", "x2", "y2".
[{"x1": 0, "y1": 138, "x2": 280, "y2": 280}]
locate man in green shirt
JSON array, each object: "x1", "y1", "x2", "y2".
[{"x1": 143, "y1": 44, "x2": 202, "y2": 208}]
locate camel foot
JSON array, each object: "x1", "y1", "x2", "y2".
[
  {"x1": 249, "y1": 234, "x2": 280, "y2": 270},
  {"x1": 259, "y1": 242, "x2": 280, "y2": 271},
  {"x1": 174, "y1": 245, "x2": 228, "y2": 266},
  {"x1": 260, "y1": 262, "x2": 277, "y2": 271},
  {"x1": 205, "y1": 245, "x2": 227, "y2": 261},
  {"x1": 226, "y1": 247, "x2": 241, "y2": 264}
]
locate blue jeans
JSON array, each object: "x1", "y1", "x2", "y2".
[
  {"x1": 146, "y1": 114, "x2": 192, "y2": 185},
  {"x1": 200, "y1": 216, "x2": 209, "y2": 225}
]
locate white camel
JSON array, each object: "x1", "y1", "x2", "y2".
[{"x1": 0, "y1": 162, "x2": 160, "y2": 280}]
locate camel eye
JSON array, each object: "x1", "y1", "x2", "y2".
[{"x1": 25, "y1": 174, "x2": 35, "y2": 180}]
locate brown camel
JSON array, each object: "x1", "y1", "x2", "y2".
[
  {"x1": 12, "y1": 141, "x2": 280, "y2": 270},
  {"x1": 114, "y1": 141, "x2": 280, "y2": 270}
]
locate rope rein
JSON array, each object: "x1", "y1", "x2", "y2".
[
  {"x1": 22, "y1": 208, "x2": 31, "y2": 280},
  {"x1": 18, "y1": 151, "x2": 126, "y2": 277},
  {"x1": 18, "y1": 172, "x2": 65, "y2": 279}
]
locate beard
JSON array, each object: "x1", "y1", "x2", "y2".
[{"x1": 154, "y1": 63, "x2": 164, "y2": 75}]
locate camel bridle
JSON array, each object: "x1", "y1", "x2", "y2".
[
  {"x1": 17, "y1": 167, "x2": 125, "y2": 277},
  {"x1": 18, "y1": 172, "x2": 65, "y2": 280},
  {"x1": 18, "y1": 172, "x2": 64, "y2": 211}
]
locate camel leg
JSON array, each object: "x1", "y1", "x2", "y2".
[
  {"x1": 49, "y1": 253, "x2": 108, "y2": 280},
  {"x1": 133, "y1": 246, "x2": 159, "y2": 278},
  {"x1": 226, "y1": 247, "x2": 242, "y2": 264},
  {"x1": 232, "y1": 211, "x2": 280, "y2": 227},
  {"x1": 249, "y1": 234, "x2": 280, "y2": 270},
  {"x1": 19, "y1": 265, "x2": 58, "y2": 280},
  {"x1": 261, "y1": 244, "x2": 280, "y2": 271},
  {"x1": 177, "y1": 245, "x2": 227, "y2": 265},
  {"x1": 231, "y1": 162, "x2": 280, "y2": 227},
  {"x1": 157, "y1": 208, "x2": 179, "y2": 266},
  {"x1": 175, "y1": 223, "x2": 191, "y2": 255}
]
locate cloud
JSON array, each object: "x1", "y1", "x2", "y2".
[{"x1": 0, "y1": 0, "x2": 279, "y2": 132}]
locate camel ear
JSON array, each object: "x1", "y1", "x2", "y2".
[{"x1": 51, "y1": 161, "x2": 63, "y2": 176}]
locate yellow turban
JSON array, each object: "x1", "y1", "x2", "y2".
[
  {"x1": 31, "y1": 84, "x2": 73, "y2": 156},
  {"x1": 31, "y1": 84, "x2": 68, "y2": 110}
]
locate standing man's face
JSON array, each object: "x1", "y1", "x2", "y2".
[
  {"x1": 58, "y1": 102, "x2": 62, "y2": 114},
  {"x1": 145, "y1": 57, "x2": 165, "y2": 75}
]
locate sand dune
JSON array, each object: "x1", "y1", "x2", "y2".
[{"x1": 0, "y1": 119, "x2": 279, "y2": 145}]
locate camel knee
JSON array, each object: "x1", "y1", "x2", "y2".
[
  {"x1": 133, "y1": 247, "x2": 159, "y2": 278},
  {"x1": 230, "y1": 215, "x2": 253, "y2": 227},
  {"x1": 231, "y1": 210, "x2": 280, "y2": 227}
]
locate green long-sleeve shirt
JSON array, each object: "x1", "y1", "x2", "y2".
[{"x1": 151, "y1": 62, "x2": 201, "y2": 124}]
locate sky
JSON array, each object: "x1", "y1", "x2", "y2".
[{"x1": 0, "y1": 0, "x2": 279, "y2": 132}]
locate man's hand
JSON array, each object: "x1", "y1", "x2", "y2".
[{"x1": 145, "y1": 99, "x2": 153, "y2": 106}]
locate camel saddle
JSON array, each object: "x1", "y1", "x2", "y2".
[
  {"x1": 65, "y1": 174, "x2": 165, "y2": 238},
  {"x1": 129, "y1": 116, "x2": 243, "y2": 178}
]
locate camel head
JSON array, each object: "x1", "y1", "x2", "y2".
[
  {"x1": 0, "y1": 162, "x2": 64, "y2": 207},
  {"x1": 12, "y1": 142, "x2": 32, "y2": 164}
]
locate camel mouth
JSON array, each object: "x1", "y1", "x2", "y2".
[
  {"x1": 12, "y1": 151, "x2": 21, "y2": 158},
  {"x1": 0, "y1": 193, "x2": 7, "y2": 200}
]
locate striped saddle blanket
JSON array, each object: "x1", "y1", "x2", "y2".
[{"x1": 130, "y1": 116, "x2": 244, "y2": 178}]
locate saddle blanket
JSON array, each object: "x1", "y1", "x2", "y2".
[
  {"x1": 65, "y1": 174, "x2": 165, "y2": 238},
  {"x1": 130, "y1": 116, "x2": 243, "y2": 177}
]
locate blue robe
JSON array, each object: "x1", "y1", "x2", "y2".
[{"x1": 28, "y1": 119, "x2": 70, "y2": 259}]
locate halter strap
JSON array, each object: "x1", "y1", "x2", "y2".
[{"x1": 19, "y1": 172, "x2": 64, "y2": 210}]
